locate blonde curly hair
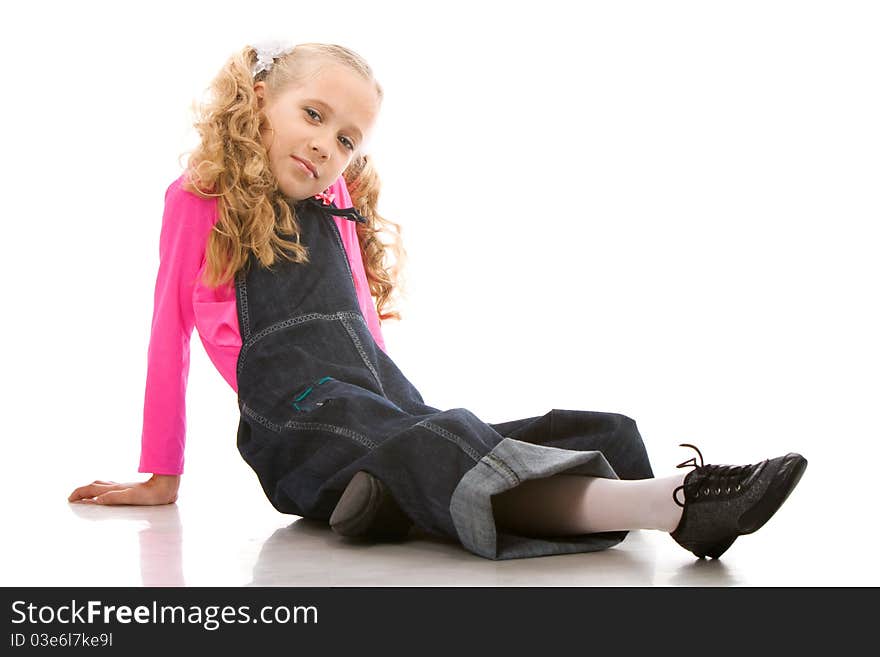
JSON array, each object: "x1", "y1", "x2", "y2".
[{"x1": 179, "y1": 42, "x2": 406, "y2": 322}]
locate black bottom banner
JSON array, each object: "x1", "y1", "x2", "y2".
[{"x1": 1, "y1": 587, "x2": 871, "y2": 651}]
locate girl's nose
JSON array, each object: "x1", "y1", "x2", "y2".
[{"x1": 309, "y1": 134, "x2": 333, "y2": 162}]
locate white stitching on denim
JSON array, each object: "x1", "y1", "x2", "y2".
[
  {"x1": 415, "y1": 420, "x2": 481, "y2": 463},
  {"x1": 283, "y1": 420, "x2": 377, "y2": 450},
  {"x1": 245, "y1": 311, "x2": 363, "y2": 349},
  {"x1": 236, "y1": 311, "x2": 364, "y2": 377},
  {"x1": 338, "y1": 315, "x2": 384, "y2": 395},
  {"x1": 242, "y1": 404, "x2": 283, "y2": 433},
  {"x1": 236, "y1": 271, "x2": 251, "y2": 340},
  {"x1": 243, "y1": 404, "x2": 376, "y2": 450},
  {"x1": 484, "y1": 452, "x2": 521, "y2": 486}
]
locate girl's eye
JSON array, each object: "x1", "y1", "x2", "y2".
[{"x1": 306, "y1": 107, "x2": 355, "y2": 151}]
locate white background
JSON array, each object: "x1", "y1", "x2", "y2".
[{"x1": 1, "y1": 0, "x2": 877, "y2": 584}]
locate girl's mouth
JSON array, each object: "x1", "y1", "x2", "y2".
[{"x1": 291, "y1": 156, "x2": 316, "y2": 177}]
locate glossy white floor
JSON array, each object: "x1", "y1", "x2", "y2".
[{"x1": 6, "y1": 456, "x2": 876, "y2": 588}]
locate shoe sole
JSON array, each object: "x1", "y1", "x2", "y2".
[
  {"x1": 738, "y1": 452, "x2": 808, "y2": 535},
  {"x1": 329, "y1": 471, "x2": 412, "y2": 541},
  {"x1": 330, "y1": 471, "x2": 376, "y2": 536}
]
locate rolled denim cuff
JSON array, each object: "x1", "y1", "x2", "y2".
[{"x1": 449, "y1": 437, "x2": 629, "y2": 560}]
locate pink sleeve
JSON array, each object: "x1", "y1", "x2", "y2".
[
  {"x1": 138, "y1": 177, "x2": 218, "y2": 475},
  {"x1": 328, "y1": 177, "x2": 388, "y2": 354}
]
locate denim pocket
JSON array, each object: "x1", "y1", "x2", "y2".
[
  {"x1": 291, "y1": 375, "x2": 337, "y2": 413},
  {"x1": 290, "y1": 374, "x2": 407, "y2": 418}
]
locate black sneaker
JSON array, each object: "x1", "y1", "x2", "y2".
[
  {"x1": 329, "y1": 471, "x2": 413, "y2": 541},
  {"x1": 669, "y1": 443, "x2": 807, "y2": 559}
]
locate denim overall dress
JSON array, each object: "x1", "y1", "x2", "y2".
[{"x1": 234, "y1": 193, "x2": 655, "y2": 560}]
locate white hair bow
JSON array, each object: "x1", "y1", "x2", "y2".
[{"x1": 251, "y1": 39, "x2": 297, "y2": 77}]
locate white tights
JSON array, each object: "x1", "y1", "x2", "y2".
[{"x1": 491, "y1": 472, "x2": 688, "y2": 537}]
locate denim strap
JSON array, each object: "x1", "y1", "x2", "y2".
[{"x1": 298, "y1": 195, "x2": 368, "y2": 224}]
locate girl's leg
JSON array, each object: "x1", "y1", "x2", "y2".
[
  {"x1": 491, "y1": 472, "x2": 687, "y2": 536},
  {"x1": 492, "y1": 446, "x2": 807, "y2": 561}
]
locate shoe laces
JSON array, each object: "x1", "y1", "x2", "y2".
[{"x1": 671, "y1": 443, "x2": 765, "y2": 508}]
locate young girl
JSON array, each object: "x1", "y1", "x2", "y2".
[{"x1": 68, "y1": 41, "x2": 807, "y2": 561}]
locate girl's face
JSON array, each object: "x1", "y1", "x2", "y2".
[{"x1": 255, "y1": 63, "x2": 379, "y2": 201}]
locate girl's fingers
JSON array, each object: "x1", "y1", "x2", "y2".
[
  {"x1": 68, "y1": 482, "x2": 123, "y2": 502},
  {"x1": 68, "y1": 486, "x2": 98, "y2": 501}
]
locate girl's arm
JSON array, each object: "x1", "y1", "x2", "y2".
[
  {"x1": 68, "y1": 175, "x2": 215, "y2": 504},
  {"x1": 137, "y1": 176, "x2": 216, "y2": 476}
]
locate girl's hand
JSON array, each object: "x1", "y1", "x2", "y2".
[{"x1": 67, "y1": 474, "x2": 180, "y2": 506}]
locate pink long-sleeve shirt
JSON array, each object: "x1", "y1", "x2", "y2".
[{"x1": 139, "y1": 172, "x2": 387, "y2": 475}]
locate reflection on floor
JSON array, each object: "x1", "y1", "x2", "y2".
[{"x1": 2, "y1": 477, "x2": 848, "y2": 587}]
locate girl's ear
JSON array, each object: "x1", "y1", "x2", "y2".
[{"x1": 254, "y1": 81, "x2": 265, "y2": 109}]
